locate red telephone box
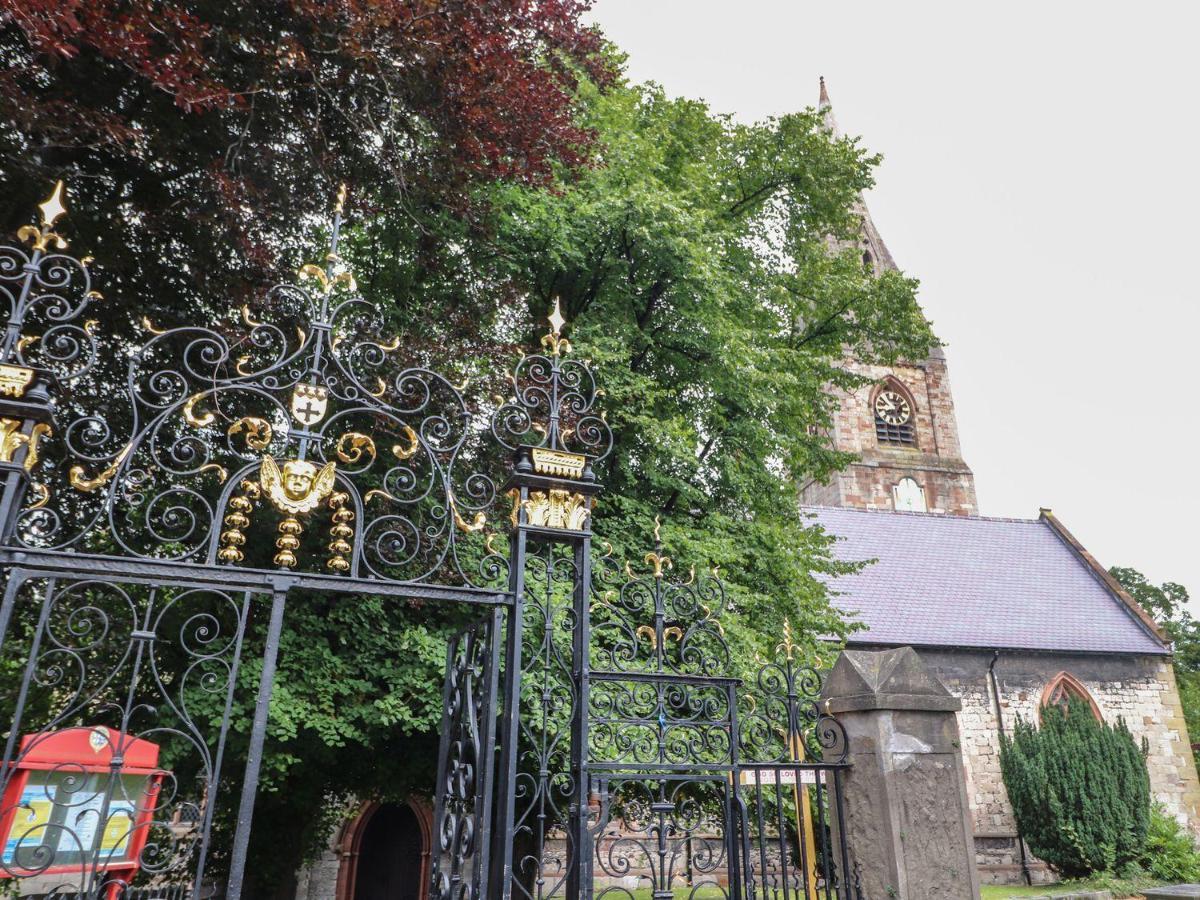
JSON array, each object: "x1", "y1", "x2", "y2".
[{"x1": 0, "y1": 727, "x2": 162, "y2": 890}]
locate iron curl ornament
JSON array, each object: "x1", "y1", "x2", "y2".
[{"x1": 6, "y1": 186, "x2": 509, "y2": 589}]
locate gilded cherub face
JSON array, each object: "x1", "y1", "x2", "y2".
[{"x1": 281, "y1": 460, "x2": 318, "y2": 500}]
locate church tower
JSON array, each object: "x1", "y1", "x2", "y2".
[{"x1": 800, "y1": 78, "x2": 978, "y2": 517}]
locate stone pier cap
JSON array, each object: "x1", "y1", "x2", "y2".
[{"x1": 822, "y1": 646, "x2": 961, "y2": 714}]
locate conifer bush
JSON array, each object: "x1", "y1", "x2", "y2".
[{"x1": 999, "y1": 697, "x2": 1151, "y2": 877}]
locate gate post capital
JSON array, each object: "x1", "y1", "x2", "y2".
[{"x1": 821, "y1": 646, "x2": 981, "y2": 900}]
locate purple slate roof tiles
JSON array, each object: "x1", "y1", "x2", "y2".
[{"x1": 802, "y1": 506, "x2": 1167, "y2": 656}]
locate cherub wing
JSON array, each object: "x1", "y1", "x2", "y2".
[
  {"x1": 312, "y1": 461, "x2": 337, "y2": 505},
  {"x1": 260, "y1": 455, "x2": 281, "y2": 497}
]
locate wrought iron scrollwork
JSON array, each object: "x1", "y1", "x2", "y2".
[
  {"x1": 0, "y1": 573, "x2": 252, "y2": 894},
  {"x1": 7, "y1": 187, "x2": 505, "y2": 588}
]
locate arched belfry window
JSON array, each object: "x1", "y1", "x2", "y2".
[
  {"x1": 873, "y1": 380, "x2": 916, "y2": 446},
  {"x1": 1041, "y1": 671, "x2": 1103, "y2": 722}
]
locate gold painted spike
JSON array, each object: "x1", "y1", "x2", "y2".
[
  {"x1": 548, "y1": 298, "x2": 566, "y2": 336},
  {"x1": 701, "y1": 604, "x2": 725, "y2": 636},
  {"x1": 69, "y1": 444, "x2": 133, "y2": 493},
  {"x1": 200, "y1": 463, "x2": 228, "y2": 483},
  {"x1": 391, "y1": 425, "x2": 419, "y2": 460},
  {"x1": 141, "y1": 317, "x2": 165, "y2": 335},
  {"x1": 775, "y1": 618, "x2": 798, "y2": 662},
  {"x1": 653, "y1": 515, "x2": 662, "y2": 543},
  {"x1": 39, "y1": 180, "x2": 67, "y2": 227},
  {"x1": 365, "y1": 488, "x2": 398, "y2": 505},
  {"x1": 334, "y1": 183, "x2": 348, "y2": 216},
  {"x1": 485, "y1": 532, "x2": 500, "y2": 555},
  {"x1": 336, "y1": 431, "x2": 376, "y2": 465},
  {"x1": 183, "y1": 394, "x2": 215, "y2": 428}
]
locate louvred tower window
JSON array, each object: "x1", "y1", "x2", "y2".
[{"x1": 873, "y1": 383, "x2": 916, "y2": 446}]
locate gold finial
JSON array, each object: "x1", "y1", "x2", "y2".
[
  {"x1": 653, "y1": 515, "x2": 662, "y2": 544},
  {"x1": 334, "y1": 183, "x2": 347, "y2": 216},
  {"x1": 39, "y1": 181, "x2": 68, "y2": 228},
  {"x1": 548, "y1": 298, "x2": 566, "y2": 336},
  {"x1": 775, "y1": 618, "x2": 798, "y2": 662},
  {"x1": 541, "y1": 298, "x2": 571, "y2": 356}
]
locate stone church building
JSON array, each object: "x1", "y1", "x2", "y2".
[{"x1": 804, "y1": 80, "x2": 1200, "y2": 885}]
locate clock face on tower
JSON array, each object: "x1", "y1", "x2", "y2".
[{"x1": 874, "y1": 390, "x2": 912, "y2": 426}]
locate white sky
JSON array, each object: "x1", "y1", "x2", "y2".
[{"x1": 588, "y1": 0, "x2": 1200, "y2": 603}]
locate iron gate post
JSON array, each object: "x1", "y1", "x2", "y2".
[
  {"x1": 491, "y1": 524, "x2": 528, "y2": 898},
  {"x1": 226, "y1": 586, "x2": 289, "y2": 900},
  {"x1": 566, "y1": 533, "x2": 592, "y2": 899}
]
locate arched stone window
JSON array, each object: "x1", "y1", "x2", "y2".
[
  {"x1": 1040, "y1": 671, "x2": 1102, "y2": 722},
  {"x1": 872, "y1": 378, "x2": 917, "y2": 446}
]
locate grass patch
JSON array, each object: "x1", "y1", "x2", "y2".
[{"x1": 981, "y1": 876, "x2": 1161, "y2": 898}]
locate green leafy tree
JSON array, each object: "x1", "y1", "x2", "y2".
[
  {"x1": 0, "y1": 48, "x2": 937, "y2": 892},
  {"x1": 1111, "y1": 567, "x2": 1200, "y2": 768},
  {"x1": 999, "y1": 698, "x2": 1151, "y2": 877}
]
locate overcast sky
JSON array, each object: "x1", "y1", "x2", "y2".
[{"x1": 588, "y1": 1, "x2": 1200, "y2": 602}]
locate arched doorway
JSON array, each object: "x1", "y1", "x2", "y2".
[{"x1": 336, "y1": 799, "x2": 432, "y2": 900}]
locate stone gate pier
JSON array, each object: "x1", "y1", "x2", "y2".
[{"x1": 822, "y1": 646, "x2": 982, "y2": 900}]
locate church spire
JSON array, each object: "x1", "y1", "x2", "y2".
[{"x1": 817, "y1": 76, "x2": 896, "y2": 272}]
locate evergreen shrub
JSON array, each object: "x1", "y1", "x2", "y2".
[{"x1": 998, "y1": 697, "x2": 1151, "y2": 877}]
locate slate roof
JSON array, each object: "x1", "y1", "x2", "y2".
[{"x1": 803, "y1": 506, "x2": 1168, "y2": 656}]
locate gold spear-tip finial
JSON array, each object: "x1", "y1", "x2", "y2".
[
  {"x1": 334, "y1": 183, "x2": 347, "y2": 216},
  {"x1": 548, "y1": 298, "x2": 566, "y2": 336},
  {"x1": 39, "y1": 180, "x2": 68, "y2": 228},
  {"x1": 541, "y1": 298, "x2": 571, "y2": 356}
]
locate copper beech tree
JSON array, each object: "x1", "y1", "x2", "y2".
[{"x1": 0, "y1": 0, "x2": 612, "y2": 315}]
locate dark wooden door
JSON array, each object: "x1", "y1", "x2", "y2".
[{"x1": 353, "y1": 803, "x2": 424, "y2": 900}]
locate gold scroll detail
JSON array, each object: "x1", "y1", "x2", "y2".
[
  {"x1": 450, "y1": 496, "x2": 486, "y2": 534},
  {"x1": 336, "y1": 432, "x2": 376, "y2": 465},
  {"x1": 25, "y1": 482, "x2": 49, "y2": 510},
  {"x1": 635, "y1": 624, "x2": 683, "y2": 651},
  {"x1": 69, "y1": 442, "x2": 132, "y2": 492},
  {"x1": 644, "y1": 551, "x2": 672, "y2": 580},
  {"x1": 183, "y1": 394, "x2": 215, "y2": 428},
  {"x1": 0, "y1": 420, "x2": 51, "y2": 472},
  {"x1": 326, "y1": 490, "x2": 354, "y2": 573},
  {"x1": 0, "y1": 365, "x2": 34, "y2": 398},
  {"x1": 261, "y1": 456, "x2": 337, "y2": 515},
  {"x1": 298, "y1": 263, "x2": 356, "y2": 295},
  {"x1": 522, "y1": 489, "x2": 590, "y2": 531},
  {"x1": 392, "y1": 425, "x2": 419, "y2": 461},
  {"x1": 531, "y1": 448, "x2": 585, "y2": 479},
  {"x1": 229, "y1": 416, "x2": 273, "y2": 451}
]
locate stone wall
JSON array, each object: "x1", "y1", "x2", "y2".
[
  {"x1": 866, "y1": 646, "x2": 1200, "y2": 885},
  {"x1": 800, "y1": 353, "x2": 978, "y2": 517}
]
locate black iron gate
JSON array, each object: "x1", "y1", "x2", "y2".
[{"x1": 0, "y1": 183, "x2": 856, "y2": 899}]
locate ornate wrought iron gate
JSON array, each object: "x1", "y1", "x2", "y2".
[{"x1": 0, "y1": 184, "x2": 856, "y2": 899}]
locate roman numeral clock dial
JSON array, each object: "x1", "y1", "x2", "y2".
[{"x1": 874, "y1": 390, "x2": 912, "y2": 426}]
